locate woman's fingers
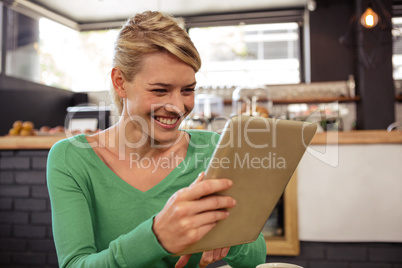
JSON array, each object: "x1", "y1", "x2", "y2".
[
  {"x1": 213, "y1": 248, "x2": 223, "y2": 260},
  {"x1": 199, "y1": 250, "x2": 214, "y2": 268},
  {"x1": 182, "y1": 178, "x2": 233, "y2": 201},
  {"x1": 153, "y1": 175, "x2": 235, "y2": 254},
  {"x1": 191, "y1": 194, "x2": 236, "y2": 215},
  {"x1": 199, "y1": 247, "x2": 231, "y2": 268},
  {"x1": 175, "y1": 247, "x2": 230, "y2": 268},
  {"x1": 166, "y1": 194, "x2": 235, "y2": 233},
  {"x1": 220, "y1": 247, "x2": 230, "y2": 258},
  {"x1": 188, "y1": 222, "x2": 218, "y2": 244},
  {"x1": 185, "y1": 205, "x2": 231, "y2": 229},
  {"x1": 175, "y1": 255, "x2": 192, "y2": 268}
]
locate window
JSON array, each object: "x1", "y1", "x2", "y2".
[
  {"x1": 5, "y1": 9, "x2": 40, "y2": 83},
  {"x1": 0, "y1": 3, "x2": 3, "y2": 74},
  {"x1": 188, "y1": 22, "x2": 301, "y2": 88},
  {"x1": 4, "y1": 7, "x2": 118, "y2": 92},
  {"x1": 38, "y1": 19, "x2": 118, "y2": 91},
  {"x1": 392, "y1": 17, "x2": 402, "y2": 79},
  {"x1": 3, "y1": 7, "x2": 302, "y2": 92}
]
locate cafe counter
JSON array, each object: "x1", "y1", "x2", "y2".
[
  {"x1": 297, "y1": 130, "x2": 402, "y2": 243},
  {"x1": 1, "y1": 130, "x2": 401, "y2": 245}
]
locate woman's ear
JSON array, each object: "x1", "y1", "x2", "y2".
[{"x1": 111, "y1": 67, "x2": 127, "y2": 98}]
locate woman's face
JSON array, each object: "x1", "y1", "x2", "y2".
[{"x1": 121, "y1": 51, "x2": 196, "y2": 145}]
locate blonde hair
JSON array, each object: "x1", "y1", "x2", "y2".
[{"x1": 111, "y1": 11, "x2": 201, "y2": 115}]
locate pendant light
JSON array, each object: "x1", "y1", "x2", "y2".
[{"x1": 360, "y1": 6, "x2": 379, "y2": 29}]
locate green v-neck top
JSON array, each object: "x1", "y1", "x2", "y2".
[{"x1": 47, "y1": 130, "x2": 266, "y2": 267}]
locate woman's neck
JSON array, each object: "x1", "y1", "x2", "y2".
[{"x1": 98, "y1": 122, "x2": 188, "y2": 161}]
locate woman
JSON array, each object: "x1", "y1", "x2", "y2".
[{"x1": 47, "y1": 11, "x2": 266, "y2": 267}]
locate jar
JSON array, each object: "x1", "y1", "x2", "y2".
[
  {"x1": 193, "y1": 94, "x2": 224, "y2": 119},
  {"x1": 180, "y1": 94, "x2": 224, "y2": 130},
  {"x1": 232, "y1": 85, "x2": 272, "y2": 117}
]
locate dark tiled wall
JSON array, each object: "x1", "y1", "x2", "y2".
[
  {"x1": 0, "y1": 150, "x2": 57, "y2": 268},
  {"x1": 1, "y1": 149, "x2": 402, "y2": 268},
  {"x1": 262, "y1": 242, "x2": 402, "y2": 268}
]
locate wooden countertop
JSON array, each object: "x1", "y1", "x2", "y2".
[
  {"x1": 1, "y1": 130, "x2": 401, "y2": 150},
  {"x1": 311, "y1": 130, "x2": 402, "y2": 145},
  {"x1": 0, "y1": 135, "x2": 66, "y2": 150}
]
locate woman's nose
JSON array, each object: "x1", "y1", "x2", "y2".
[{"x1": 164, "y1": 93, "x2": 186, "y2": 115}]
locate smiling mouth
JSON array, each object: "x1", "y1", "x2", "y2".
[{"x1": 153, "y1": 116, "x2": 180, "y2": 125}]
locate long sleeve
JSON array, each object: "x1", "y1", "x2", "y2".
[
  {"x1": 47, "y1": 132, "x2": 267, "y2": 268},
  {"x1": 47, "y1": 140, "x2": 171, "y2": 267},
  {"x1": 224, "y1": 233, "x2": 266, "y2": 268}
]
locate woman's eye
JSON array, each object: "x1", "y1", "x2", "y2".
[
  {"x1": 182, "y1": 88, "x2": 195, "y2": 94},
  {"x1": 152, "y1": 89, "x2": 168, "y2": 93}
]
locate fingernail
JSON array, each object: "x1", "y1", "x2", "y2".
[
  {"x1": 228, "y1": 180, "x2": 233, "y2": 186},
  {"x1": 232, "y1": 199, "x2": 237, "y2": 207}
]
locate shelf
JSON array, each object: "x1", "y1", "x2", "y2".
[
  {"x1": 272, "y1": 96, "x2": 360, "y2": 104},
  {"x1": 0, "y1": 135, "x2": 65, "y2": 150},
  {"x1": 223, "y1": 96, "x2": 360, "y2": 105}
]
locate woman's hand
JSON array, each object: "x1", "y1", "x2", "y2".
[
  {"x1": 153, "y1": 172, "x2": 236, "y2": 254},
  {"x1": 175, "y1": 247, "x2": 231, "y2": 268}
]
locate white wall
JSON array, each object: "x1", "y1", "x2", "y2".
[{"x1": 297, "y1": 144, "x2": 402, "y2": 242}]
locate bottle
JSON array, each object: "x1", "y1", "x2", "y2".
[{"x1": 347, "y1": 75, "x2": 356, "y2": 98}]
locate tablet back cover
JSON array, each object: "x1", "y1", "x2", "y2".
[{"x1": 177, "y1": 115, "x2": 317, "y2": 255}]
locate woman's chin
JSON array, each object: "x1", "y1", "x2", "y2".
[{"x1": 151, "y1": 130, "x2": 186, "y2": 147}]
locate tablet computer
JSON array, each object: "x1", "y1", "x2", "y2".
[{"x1": 177, "y1": 115, "x2": 317, "y2": 255}]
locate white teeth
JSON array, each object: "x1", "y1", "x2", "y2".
[{"x1": 155, "y1": 116, "x2": 178, "y2": 125}]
